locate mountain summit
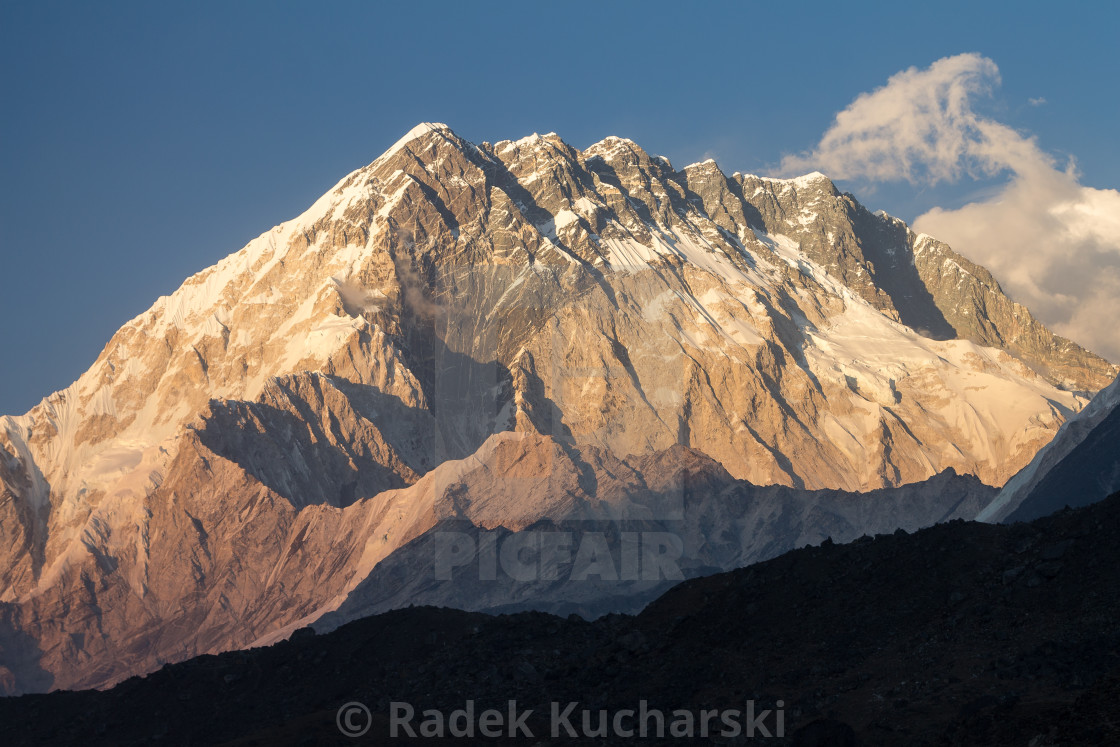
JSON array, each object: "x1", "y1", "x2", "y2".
[{"x1": 0, "y1": 123, "x2": 1114, "y2": 694}]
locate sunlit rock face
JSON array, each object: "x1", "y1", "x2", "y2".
[{"x1": 0, "y1": 123, "x2": 1114, "y2": 694}]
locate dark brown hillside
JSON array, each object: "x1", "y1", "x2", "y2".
[{"x1": 3, "y1": 493, "x2": 1119, "y2": 745}]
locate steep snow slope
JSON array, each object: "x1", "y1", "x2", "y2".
[{"x1": 977, "y1": 374, "x2": 1120, "y2": 523}]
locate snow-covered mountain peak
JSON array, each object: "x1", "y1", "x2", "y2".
[
  {"x1": 2, "y1": 124, "x2": 1113, "y2": 511},
  {"x1": 2, "y1": 122, "x2": 1118, "y2": 695},
  {"x1": 383, "y1": 121, "x2": 454, "y2": 156}
]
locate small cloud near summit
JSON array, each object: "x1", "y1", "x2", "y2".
[{"x1": 1029, "y1": 97, "x2": 1047, "y2": 106}]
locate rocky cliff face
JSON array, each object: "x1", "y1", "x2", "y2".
[{"x1": 0, "y1": 123, "x2": 1114, "y2": 694}]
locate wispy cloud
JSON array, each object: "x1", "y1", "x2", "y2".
[
  {"x1": 782, "y1": 53, "x2": 1120, "y2": 364},
  {"x1": 1028, "y1": 96, "x2": 1047, "y2": 106}
]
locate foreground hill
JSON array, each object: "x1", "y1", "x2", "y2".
[{"x1": 3, "y1": 492, "x2": 1118, "y2": 745}]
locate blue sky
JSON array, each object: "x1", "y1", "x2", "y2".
[{"x1": 3, "y1": 1, "x2": 1119, "y2": 413}]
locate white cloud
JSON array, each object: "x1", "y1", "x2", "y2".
[
  {"x1": 782, "y1": 53, "x2": 1120, "y2": 364},
  {"x1": 1028, "y1": 96, "x2": 1047, "y2": 106}
]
